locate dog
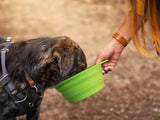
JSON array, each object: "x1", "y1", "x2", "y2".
[{"x1": 0, "y1": 36, "x2": 87, "y2": 120}]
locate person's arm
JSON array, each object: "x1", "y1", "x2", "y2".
[{"x1": 94, "y1": 11, "x2": 145, "y2": 74}]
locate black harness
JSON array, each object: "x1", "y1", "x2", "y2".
[{"x1": 0, "y1": 38, "x2": 37, "y2": 116}]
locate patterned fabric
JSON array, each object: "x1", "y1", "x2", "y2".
[
  {"x1": 129, "y1": 0, "x2": 148, "y2": 18},
  {"x1": 136, "y1": 0, "x2": 146, "y2": 16}
]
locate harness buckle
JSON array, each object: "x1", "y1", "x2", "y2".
[{"x1": 33, "y1": 85, "x2": 38, "y2": 92}]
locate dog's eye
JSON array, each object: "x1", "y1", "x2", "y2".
[{"x1": 80, "y1": 63, "x2": 87, "y2": 71}]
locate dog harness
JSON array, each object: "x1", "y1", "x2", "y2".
[{"x1": 0, "y1": 37, "x2": 38, "y2": 116}]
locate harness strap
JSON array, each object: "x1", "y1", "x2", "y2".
[
  {"x1": 1, "y1": 48, "x2": 9, "y2": 76},
  {"x1": 1, "y1": 76, "x2": 36, "y2": 116},
  {"x1": 1, "y1": 75, "x2": 26, "y2": 101},
  {"x1": 0, "y1": 38, "x2": 41, "y2": 116},
  {"x1": 0, "y1": 45, "x2": 27, "y2": 102},
  {"x1": 0, "y1": 38, "x2": 35, "y2": 116}
]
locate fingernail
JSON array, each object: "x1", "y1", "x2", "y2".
[
  {"x1": 104, "y1": 70, "x2": 108, "y2": 74},
  {"x1": 102, "y1": 70, "x2": 105, "y2": 75}
]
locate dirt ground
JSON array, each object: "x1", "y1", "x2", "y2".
[{"x1": 1, "y1": 0, "x2": 160, "y2": 120}]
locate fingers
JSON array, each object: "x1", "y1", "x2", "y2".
[
  {"x1": 102, "y1": 69, "x2": 112, "y2": 75},
  {"x1": 94, "y1": 56, "x2": 110, "y2": 74},
  {"x1": 94, "y1": 47, "x2": 114, "y2": 65},
  {"x1": 93, "y1": 39, "x2": 124, "y2": 74},
  {"x1": 102, "y1": 63, "x2": 112, "y2": 74},
  {"x1": 94, "y1": 50, "x2": 115, "y2": 74},
  {"x1": 93, "y1": 58, "x2": 101, "y2": 65},
  {"x1": 101, "y1": 58, "x2": 118, "y2": 74},
  {"x1": 93, "y1": 53, "x2": 104, "y2": 65}
]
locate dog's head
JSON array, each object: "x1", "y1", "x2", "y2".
[{"x1": 3, "y1": 36, "x2": 87, "y2": 89}]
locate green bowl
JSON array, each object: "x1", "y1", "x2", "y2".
[{"x1": 50, "y1": 59, "x2": 108, "y2": 104}]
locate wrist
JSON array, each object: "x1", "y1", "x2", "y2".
[
  {"x1": 111, "y1": 38, "x2": 125, "y2": 49},
  {"x1": 112, "y1": 32, "x2": 129, "y2": 47}
]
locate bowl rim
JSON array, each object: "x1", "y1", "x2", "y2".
[{"x1": 49, "y1": 59, "x2": 108, "y2": 89}]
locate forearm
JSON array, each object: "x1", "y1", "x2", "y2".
[{"x1": 116, "y1": 11, "x2": 146, "y2": 44}]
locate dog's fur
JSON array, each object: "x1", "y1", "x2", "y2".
[{"x1": 0, "y1": 36, "x2": 87, "y2": 120}]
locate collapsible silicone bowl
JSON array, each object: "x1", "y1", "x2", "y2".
[{"x1": 50, "y1": 59, "x2": 108, "y2": 104}]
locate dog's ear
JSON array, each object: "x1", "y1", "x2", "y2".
[
  {"x1": 41, "y1": 37, "x2": 77, "y2": 77},
  {"x1": 53, "y1": 51, "x2": 74, "y2": 77},
  {"x1": 53, "y1": 37, "x2": 78, "y2": 77}
]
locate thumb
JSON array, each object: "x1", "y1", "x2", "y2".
[{"x1": 93, "y1": 53, "x2": 105, "y2": 65}]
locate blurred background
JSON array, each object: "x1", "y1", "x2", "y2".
[{"x1": 1, "y1": 0, "x2": 160, "y2": 119}]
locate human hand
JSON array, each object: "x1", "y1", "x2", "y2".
[{"x1": 94, "y1": 38, "x2": 125, "y2": 74}]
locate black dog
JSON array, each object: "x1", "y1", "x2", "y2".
[{"x1": 0, "y1": 36, "x2": 87, "y2": 120}]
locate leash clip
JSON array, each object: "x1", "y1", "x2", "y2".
[{"x1": 33, "y1": 84, "x2": 38, "y2": 92}]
